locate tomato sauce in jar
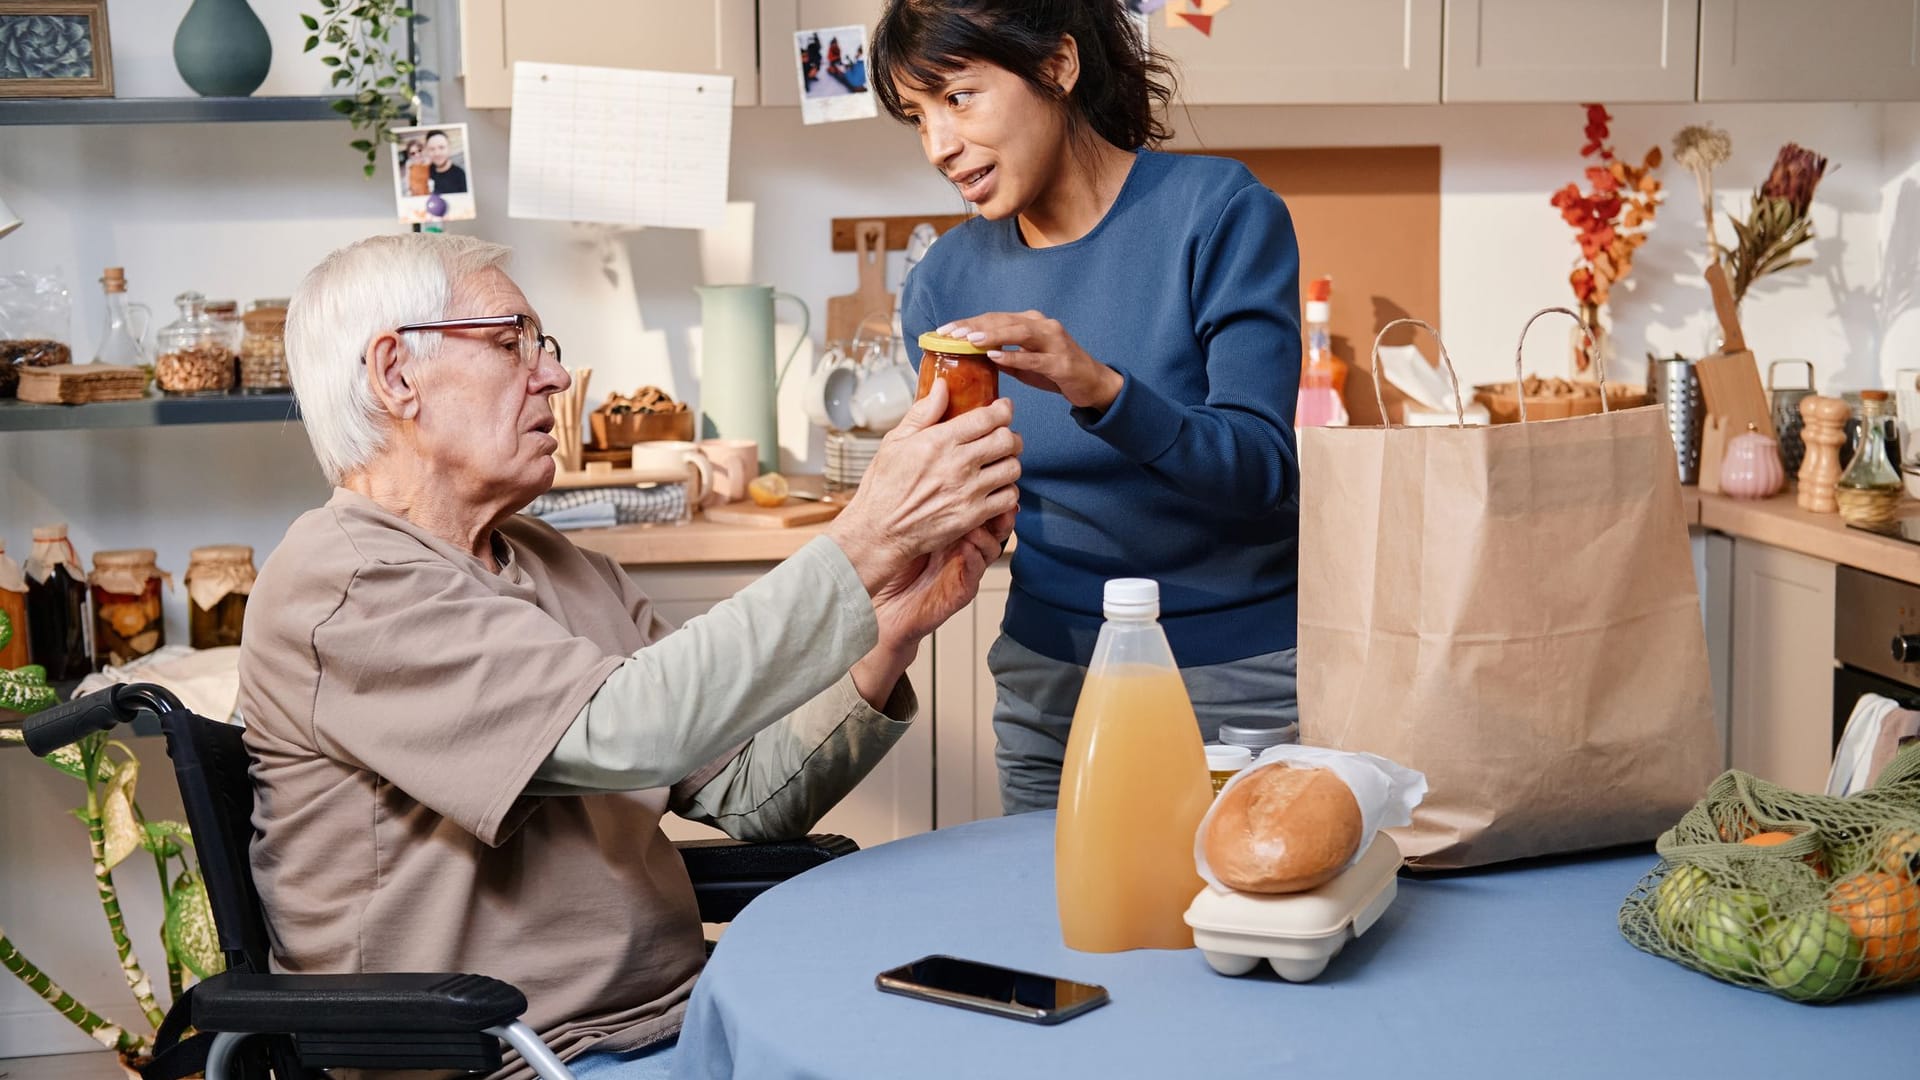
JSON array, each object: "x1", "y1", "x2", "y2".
[{"x1": 916, "y1": 332, "x2": 999, "y2": 421}]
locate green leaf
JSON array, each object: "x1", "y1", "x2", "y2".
[
  {"x1": 350, "y1": 138, "x2": 373, "y2": 151},
  {"x1": 141, "y1": 820, "x2": 193, "y2": 858},
  {"x1": 393, "y1": 6, "x2": 414, "y2": 16},
  {"x1": 363, "y1": 162, "x2": 377, "y2": 178},
  {"x1": 39, "y1": 741, "x2": 110, "y2": 782},
  {"x1": 375, "y1": 76, "x2": 395, "y2": 89},
  {"x1": 301, "y1": 12, "x2": 319, "y2": 29},
  {"x1": 332, "y1": 68, "x2": 351, "y2": 86},
  {"x1": 163, "y1": 872, "x2": 224, "y2": 980},
  {"x1": 331, "y1": 99, "x2": 355, "y2": 114},
  {"x1": 304, "y1": 34, "x2": 318, "y2": 52},
  {"x1": 321, "y1": 54, "x2": 342, "y2": 66}
]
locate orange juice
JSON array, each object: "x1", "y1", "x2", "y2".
[{"x1": 1055, "y1": 580, "x2": 1213, "y2": 952}]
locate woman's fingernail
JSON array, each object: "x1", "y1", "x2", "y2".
[
  {"x1": 966, "y1": 332, "x2": 988, "y2": 344},
  {"x1": 936, "y1": 323, "x2": 955, "y2": 334},
  {"x1": 986, "y1": 350, "x2": 1005, "y2": 360}
]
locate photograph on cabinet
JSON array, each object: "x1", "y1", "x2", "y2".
[
  {"x1": 390, "y1": 122, "x2": 477, "y2": 225},
  {"x1": 795, "y1": 23, "x2": 876, "y2": 125},
  {"x1": 0, "y1": 0, "x2": 113, "y2": 97}
]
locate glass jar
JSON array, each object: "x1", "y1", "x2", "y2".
[
  {"x1": 1204, "y1": 744, "x2": 1254, "y2": 795},
  {"x1": 0, "y1": 539, "x2": 30, "y2": 670},
  {"x1": 24, "y1": 525, "x2": 91, "y2": 682},
  {"x1": 239, "y1": 302, "x2": 290, "y2": 393},
  {"x1": 155, "y1": 291, "x2": 236, "y2": 395},
  {"x1": 1836, "y1": 391, "x2": 1903, "y2": 528},
  {"x1": 204, "y1": 298, "x2": 242, "y2": 351},
  {"x1": 185, "y1": 544, "x2": 255, "y2": 649},
  {"x1": 91, "y1": 549, "x2": 168, "y2": 667},
  {"x1": 1218, "y1": 720, "x2": 1300, "y2": 755},
  {"x1": 915, "y1": 332, "x2": 998, "y2": 421}
]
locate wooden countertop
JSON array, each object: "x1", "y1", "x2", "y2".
[
  {"x1": 568, "y1": 514, "x2": 837, "y2": 565},
  {"x1": 1694, "y1": 489, "x2": 1920, "y2": 586}
]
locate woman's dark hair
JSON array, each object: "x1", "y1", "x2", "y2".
[{"x1": 871, "y1": 0, "x2": 1176, "y2": 151}]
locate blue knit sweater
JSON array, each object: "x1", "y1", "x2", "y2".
[{"x1": 902, "y1": 150, "x2": 1301, "y2": 667}]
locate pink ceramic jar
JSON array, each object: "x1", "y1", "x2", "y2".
[{"x1": 1720, "y1": 423, "x2": 1786, "y2": 499}]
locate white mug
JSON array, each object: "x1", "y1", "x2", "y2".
[
  {"x1": 804, "y1": 346, "x2": 859, "y2": 431},
  {"x1": 698, "y1": 438, "x2": 759, "y2": 505},
  {"x1": 849, "y1": 362, "x2": 918, "y2": 432},
  {"x1": 629, "y1": 440, "x2": 713, "y2": 507}
]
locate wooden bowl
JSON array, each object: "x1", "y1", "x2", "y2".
[{"x1": 590, "y1": 409, "x2": 696, "y2": 449}]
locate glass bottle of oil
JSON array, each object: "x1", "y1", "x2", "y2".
[{"x1": 1836, "y1": 391, "x2": 1902, "y2": 527}]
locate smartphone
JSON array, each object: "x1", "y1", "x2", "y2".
[{"x1": 875, "y1": 955, "x2": 1110, "y2": 1025}]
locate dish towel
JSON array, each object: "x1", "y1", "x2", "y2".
[{"x1": 524, "y1": 483, "x2": 688, "y2": 528}]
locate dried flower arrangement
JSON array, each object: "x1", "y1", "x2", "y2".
[
  {"x1": 1671, "y1": 125, "x2": 1830, "y2": 308},
  {"x1": 1550, "y1": 104, "x2": 1664, "y2": 371}
]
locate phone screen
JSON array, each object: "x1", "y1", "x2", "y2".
[{"x1": 876, "y1": 955, "x2": 1110, "y2": 1023}]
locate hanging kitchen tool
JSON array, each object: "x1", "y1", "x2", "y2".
[{"x1": 1767, "y1": 359, "x2": 1816, "y2": 477}]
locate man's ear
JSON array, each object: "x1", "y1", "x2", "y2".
[{"x1": 364, "y1": 330, "x2": 420, "y2": 421}]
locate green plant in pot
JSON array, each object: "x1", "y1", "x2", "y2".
[
  {"x1": 304, "y1": 0, "x2": 434, "y2": 176},
  {"x1": 0, "y1": 621, "x2": 221, "y2": 1070}
]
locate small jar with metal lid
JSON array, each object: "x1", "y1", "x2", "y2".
[
  {"x1": 239, "y1": 302, "x2": 290, "y2": 393},
  {"x1": 915, "y1": 332, "x2": 999, "y2": 421},
  {"x1": 90, "y1": 549, "x2": 170, "y2": 667},
  {"x1": 1204, "y1": 744, "x2": 1254, "y2": 795},
  {"x1": 185, "y1": 545, "x2": 256, "y2": 648},
  {"x1": 1218, "y1": 720, "x2": 1300, "y2": 756}
]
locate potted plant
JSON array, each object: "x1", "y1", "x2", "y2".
[
  {"x1": 0, "y1": 612, "x2": 221, "y2": 1074},
  {"x1": 303, "y1": 0, "x2": 435, "y2": 176}
]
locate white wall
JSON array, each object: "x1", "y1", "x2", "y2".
[{"x1": 5, "y1": 0, "x2": 1920, "y2": 1058}]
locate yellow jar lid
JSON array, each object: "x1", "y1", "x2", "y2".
[{"x1": 917, "y1": 332, "x2": 988, "y2": 355}]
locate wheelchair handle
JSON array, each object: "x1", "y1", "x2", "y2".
[{"x1": 24, "y1": 683, "x2": 189, "y2": 756}]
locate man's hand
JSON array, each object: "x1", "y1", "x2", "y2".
[
  {"x1": 828, "y1": 379, "x2": 1020, "y2": 595},
  {"x1": 938, "y1": 312, "x2": 1125, "y2": 412},
  {"x1": 849, "y1": 509, "x2": 1015, "y2": 709}
]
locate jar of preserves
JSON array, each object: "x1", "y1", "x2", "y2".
[
  {"x1": 239, "y1": 301, "x2": 290, "y2": 393},
  {"x1": 155, "y1": 291, "x2": 236, "y2": 395},
  {"x1": 91, "y1": 549, "x2": 169, "y2": 667},
  {"x1": 24, "y1": 525, "x2": 91, "y2": 681},
  {"x1": 185, "y1": 544, "x2": 255, "y2": 649},
  {"x1": 0, "y1": 539, "x2": 30, "y2": 670},
  {"x1": 915, "y1": 332, "x2": 998, "y2": 421}
]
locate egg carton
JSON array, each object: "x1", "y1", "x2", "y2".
[{"x1": 1183, "y1": 831, "x2": 1402, "y2": 982}]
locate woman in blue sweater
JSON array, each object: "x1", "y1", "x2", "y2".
[{"x1": 874, "y1": 0, "x2": 1301, "y2": 814}]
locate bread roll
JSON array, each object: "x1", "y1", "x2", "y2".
[{"x1": 1205, "y1": 762, "x2": 1363, "y2": 894}]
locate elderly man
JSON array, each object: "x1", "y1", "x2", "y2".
[{"x1": 239, "y1": 234, "x2": 1019, "y2": 1079}]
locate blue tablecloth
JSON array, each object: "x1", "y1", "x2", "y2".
[{"x1": 674, "y1": 813, "x2": 1913, "y2": 1079}]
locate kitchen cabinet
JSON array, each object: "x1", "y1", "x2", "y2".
[
  {"x1": 1697, "y1": 0, "x2": 1920, "y2": 102},
  {"x1": 1442, "y1": 0, "x2": 1699, "y2": 103},
  {"x1": 1150, "y1": 0, "x2": 1441, "y2": 105},
  {"x1": 931, "y1": 564, "x2": 1010, "y2": 828},
  {"x1": 457, "y1": 0, "x2": 759, "y2": 109},
  {"x1": 1727, "y1": 539, "x2": 1836, "y2": 793},
  {"x1": 757, "y1": 1, "x2": 884, "y2": 107},
  {"x1": 630, "y1": 563, "x2": 934, "y2": 851}
]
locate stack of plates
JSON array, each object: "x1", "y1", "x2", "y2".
[{"x1": 824, "y1": 428, "x2": 886, "y2": 493}]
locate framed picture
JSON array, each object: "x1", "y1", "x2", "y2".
[
  {"x1": 389, "y1": 122, "x2": 478, "y2": 225},
  {"x1": 0, "y1": 0, "x2": 113, "y2": 99},
  {"x1": 794, "y1": 24, "x2": 877, "y2": 125}
]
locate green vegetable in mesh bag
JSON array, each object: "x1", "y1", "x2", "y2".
[{"x1": 1619, "y1": 741, "x2": 1920, "y2": 1003}]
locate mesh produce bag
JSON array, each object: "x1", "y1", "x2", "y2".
[{"x1": 1620, "y1": 742, "x2": 1920, "y2": 1002}]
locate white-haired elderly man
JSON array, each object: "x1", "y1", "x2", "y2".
[{"x1": 238, "y1": 234, "x2": 1019, "y2": 1080}]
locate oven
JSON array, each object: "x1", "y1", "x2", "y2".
[{"x1": 1833, "y1": 565, "x2": 1920, "y2": 749}]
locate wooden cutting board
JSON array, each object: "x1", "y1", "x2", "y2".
[
  {"x1": 826, "y1": 219, "x2": 894, "y2": 347},
  {"x1": 702, "y1": 499, "x2": 845, "y2": 528}
]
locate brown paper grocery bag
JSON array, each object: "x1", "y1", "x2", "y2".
[{"x1": 1299, "y1": 309, "x2": 1720, "y2": 869}]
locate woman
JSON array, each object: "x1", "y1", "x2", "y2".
[
  {"x1": 241, "y1": 233, "x2": 1018, "y2": 1079},
  {"x1": 875, "y1": 0, "x2": 1301, "y2": 814}
]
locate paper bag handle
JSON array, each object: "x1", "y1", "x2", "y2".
[
  {"x1": 1369, "y1": 318, "x2": 1465, "y2": 428},
  {"x1": 1512, "y1": 307, "x2": 1609, "y2": 423}
]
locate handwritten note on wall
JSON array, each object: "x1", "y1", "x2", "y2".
[{"x1": 508, "y1": 62, "x2": 733, "y2": 230}]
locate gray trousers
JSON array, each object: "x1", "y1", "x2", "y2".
[{"x1": 989, "y1": 634, "x2": 1300, "y2": 816}]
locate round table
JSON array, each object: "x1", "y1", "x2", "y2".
[{"x1": 673, "y1": 813, "x2": 1912, "y2": 1079}]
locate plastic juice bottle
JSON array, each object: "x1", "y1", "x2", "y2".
[
  {"x1": 1055, "y1": 578, "x2": 1213, "y2": 952},
  {"x1": 1294, "y1": 276, "x2": 1349, "y2": 428}
]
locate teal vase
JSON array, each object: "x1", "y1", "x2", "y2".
[{"x1": 173, "y1": 0, "x2": 273, "y2": 97}]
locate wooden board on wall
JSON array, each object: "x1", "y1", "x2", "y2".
[{"x1": 1204, "y1": 146, "x2": 1442, "y2": 425}]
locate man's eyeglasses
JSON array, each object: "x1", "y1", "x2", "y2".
[{"x1": 387, "y1": 314, "x2": 562, "y2": 370}]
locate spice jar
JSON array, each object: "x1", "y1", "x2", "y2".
[
  {"x1": 0, "y1": 539, "x2": 30, "y2": 670},
  {"x1": 91, "y1": 549, "x2": 170, "y2": 667},
  {"x1": 1218, "y1": 720, "x2": 1300, "y2": 756},
  {"x1": 155, "y1": 291, "x2": 236, "y2": 395},
  {"x1": 239, "y1": 301, "x2": 289, "y2": 393},
  {"x1": 915, "y1": 332, "x2": 998, "y2": 421},
  {"x1": 185, "y1": 545, "x2": 255, "y2": 649},
  {"x1": 25, "y1": 525, "x2": 91, "y2": 681},
  {"x1": 1205, "y1": 744, "x2": 1254, "y2": 796}
]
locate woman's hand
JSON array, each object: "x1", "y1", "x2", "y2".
[
  {"x1": 828, "y1": 379, "x2": 1021, "y2": 595},
  {"x1": 939, "y1": 312, "x2": 1125, "y2": 412}
]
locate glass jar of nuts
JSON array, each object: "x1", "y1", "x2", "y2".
[
  {"x1": 155, "y1": 291, "x2": 236, "y2": 395},
  {"x1": 239, "y1": 300, "x2": 290, "y2": 393}
]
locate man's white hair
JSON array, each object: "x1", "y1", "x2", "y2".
[{"x1": 286, "y1": 233, "x2": 513, "y2": 484}]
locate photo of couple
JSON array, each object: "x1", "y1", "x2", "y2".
[{"x1": 795, "y1": 24, "x2": 877, "y2": 125}]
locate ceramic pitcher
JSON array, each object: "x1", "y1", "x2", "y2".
[{"x1": 697, "y1": 285, "x2": 809, "y2": 475}]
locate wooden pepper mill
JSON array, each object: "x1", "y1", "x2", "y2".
[{"x1": 1796, "y1": 394, "x2": 1851, "y2": 513}]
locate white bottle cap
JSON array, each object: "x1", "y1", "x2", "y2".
[
  {"x1": 1305, "y1": 300, "x2": 1331, "y2": 323},
  {"x1": 1204, "y1": 744, "x2": 1254, "y2": 772},
  {"x1": 1103, "y1": 578, "x2": 1159, "y2": 619}
]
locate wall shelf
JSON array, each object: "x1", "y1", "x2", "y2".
[
  {"x1": 0, "y1": 393, "x2": 300, "y2": 432},
  {"x1": 0, "y1": 96, "x2": 343, "y2": 126}
]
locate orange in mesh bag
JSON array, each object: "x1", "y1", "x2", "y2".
[{"x1": 1620, "y1": 742, "x2": 1920, "y2": 1002}]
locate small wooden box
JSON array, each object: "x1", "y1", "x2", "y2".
[{"x1": 589, "y1": 409, "x2": 696, "y2": 449}]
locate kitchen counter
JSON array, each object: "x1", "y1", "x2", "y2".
[{"x1": 1694, "y1": 489, "x2": 1920, "y2": 586}]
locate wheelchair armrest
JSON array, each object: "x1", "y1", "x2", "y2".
[
  {"x1": 191, "y1": 970, "x2": 527, "y2": 1035},
  {"x1": 676, "y1": 833, "x2": 858, "y2": 923}
]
